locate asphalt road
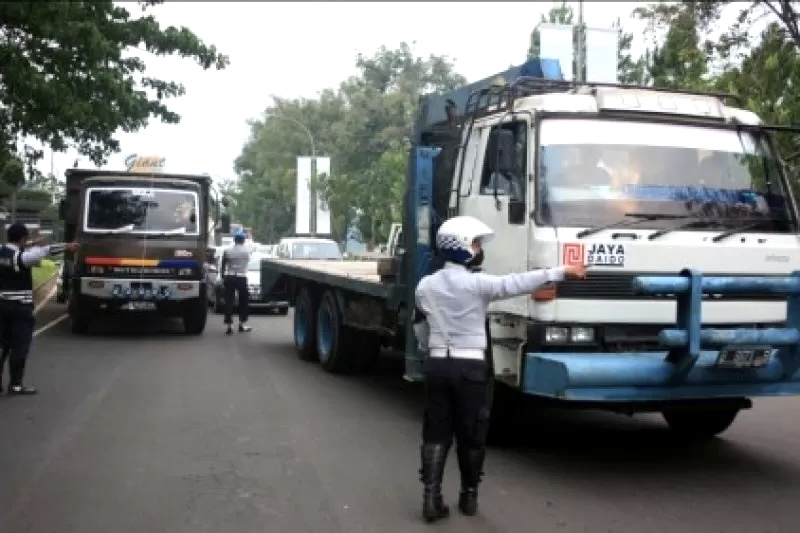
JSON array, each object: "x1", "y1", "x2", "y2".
[{"x1": 2, "y1": 303, "x2": 800, "y2": 533}]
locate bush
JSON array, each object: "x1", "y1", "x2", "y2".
[{"x1": 32, "y1": 259, "x2": 59, "y2": 289}]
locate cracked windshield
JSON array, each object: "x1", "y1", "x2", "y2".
[{"x1": 85, "y1": 188, "x2": 199, "y2": 234}]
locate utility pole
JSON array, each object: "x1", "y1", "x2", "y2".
[{"x1": 575, "y1": 0, "x2": 585, "y2": 82}]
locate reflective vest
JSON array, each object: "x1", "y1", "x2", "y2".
[{"x1": 0, "y1": 245, "x2": 33, "y2": 305}]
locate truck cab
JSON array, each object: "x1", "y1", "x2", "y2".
[
  {"x1": 399, "y1": 59, "x2": 800, "y2": 433},
  {"x1": 58, "y1": 169, "x2": 227, "y2": 335}
]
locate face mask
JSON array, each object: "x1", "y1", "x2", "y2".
[{"x1": 466, "y1": 249, "x2": 484, "y2": 270}]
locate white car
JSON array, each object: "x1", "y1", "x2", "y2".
[{"x1": 276, "y1": 237, "x2": 343, "y2": 260}]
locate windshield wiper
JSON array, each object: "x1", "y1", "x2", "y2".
[
  {"x1": 576, "y1": 213, "x2": 688, "y2": 239},
  {"x1": 711, "y1": 218, "x2": 784, "y2": 243},
  {"x1": 151, "y1": 227, "x2": 188, "y2": 236},
  {"x1": 647, "y1": 218, "x2": 725, "y2": 241},
  {"x1": 96, "y1": 224, "x2": 135, "y2": 235}
]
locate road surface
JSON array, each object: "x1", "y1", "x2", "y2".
[{"x1": 1, "y1": 302, "x2": 800, "y2": 533}]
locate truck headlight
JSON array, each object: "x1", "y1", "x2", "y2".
[
  {"x1": 570, "y1": 327, "x2": 595, "y2": 343},
  {"x1": 545, "y1": 327, "x2": 569, "y2": 344},
  {"x1": 544, "y1": 326, "x2": 595, "y2": 344}
]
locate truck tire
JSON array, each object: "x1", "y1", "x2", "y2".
[
  {"x1": 183, "y1": 296, "x2": 208, "y2": 335},
  {"x1": 275, "y1": 305, "x2": 289, "y2": 316},
  {"x1": 71, "y1": 309, "x2": 90, "y2": 335},
  {"x1": 662, "y1": 407, "x2": 740, "y2": 440},
  {"x1": 346, "y1": 329, "x2": 381, "y2": 374},
  {"x1": 316, "y1": 290, "x2": 349, "y2": 373},
  {"x1": 294, "y1": 287, "x2": 318, "y2": 362},
  {"x1": 486, "y1": 381, "x2": 519, "y2": 446},
  {"x1": 69, "y1": 293, "x2": 90, "y2": 335}
]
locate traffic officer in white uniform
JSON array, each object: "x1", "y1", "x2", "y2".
[
  {"x1": 220, "y1": 228, "x2": 252, "y2": 335},
  {"x1": 0, "y1": 223, "x2": 78, "y2": 395},
  {"x1": 414, "y1": 215, "x2": 587, "y2": 522}
]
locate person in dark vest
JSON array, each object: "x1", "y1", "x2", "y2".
[{"x1": 0, "y1": 224, "x2": 78, "y2": 395}]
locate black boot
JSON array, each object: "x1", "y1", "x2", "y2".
[
  {"x1": 457, "y1": 447, "x2": 486, "y2": 516},
  {"x1": 420, "y1": 443, "x2": 450, "y2": 523}
]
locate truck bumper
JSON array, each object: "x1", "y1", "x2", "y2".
[
  {"x1": 79, "y1": 278, "x2": 201, "y2": 302},
  {"x1": 522, "y1": 350, "x2": 800, "y2": 402}
]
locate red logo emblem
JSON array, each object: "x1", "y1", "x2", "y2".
[{"x1": 562, "y1": 243, "x2": 585, "y2": 266}]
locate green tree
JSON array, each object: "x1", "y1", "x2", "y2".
[
  {"x1": 634, "y1": 2, "x2": 709, "y2": 89},
  {"x1": 232, "y1": 43, "x2": 465, "y2": 247},
  {"x1": 0, "y1": 0, "x2": 229, "y2": 168}
]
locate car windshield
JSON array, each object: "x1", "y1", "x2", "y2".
[
  {"x1": 538, "y1": 118, "x2": 794, "y2": 231},
  {"x1": 85, "y1": 187, "x2": 200, "y2": 235},
  {"x1": 291, "y1": 241, "x2": 341, "y2": 259}
]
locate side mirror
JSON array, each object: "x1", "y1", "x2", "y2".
[
  {"x1": 220, "y1": 213, "x2": 231, "y2": 234},
  {"x1": 58, "y1": 199, "x2": 67, "y2": 220},
  {"x1": 487, "y1": 129, "x2": 514, "y2": 173},
  {"x1": 508, "y1": 199, "x2": 526, "y2": 225}
]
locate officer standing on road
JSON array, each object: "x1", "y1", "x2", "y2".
[
  {"x1": 0, "y1": 223, "x2": 79, "y2": 395},
  {"x1": 414, "y1": 215, "x2": 587, "y2": 522},
  {"x1": 220, "y1": 228, "x2": 252, "y2": 335}
]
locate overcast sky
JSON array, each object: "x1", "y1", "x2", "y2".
[{"x1": 41, "y1": 1, "x2": 650, "y2": 183}]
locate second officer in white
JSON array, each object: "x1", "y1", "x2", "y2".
[{"x1": 414, "y1": 215, "x2": 587, "y2": 522}]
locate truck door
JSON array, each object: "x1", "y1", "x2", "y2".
[{"x1": 456, "y1": 116, "x2": 531, "y2": 317}]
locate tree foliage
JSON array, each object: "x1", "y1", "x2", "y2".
[
  {"x1": 231, "y1": 43, "x2": 464, "y2": 246},
  {"x1": 0, "y1": 0, "x2": 229, "y2": 180}
]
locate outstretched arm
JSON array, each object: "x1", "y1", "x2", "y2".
[{"x1": 20, "y1": 242, "x2": 78, "y2": 268}]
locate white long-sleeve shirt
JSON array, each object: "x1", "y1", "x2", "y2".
[
  {"x1": 5, "y1": 242, "x2": 65, "y2": 269},
  {"x1": 414, "y1": 262, "x2": 566, "y2": 350}
]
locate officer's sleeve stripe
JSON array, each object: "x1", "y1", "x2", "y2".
[{"x1": 12, "y1": 251, "x2": 21, "y2": 272}]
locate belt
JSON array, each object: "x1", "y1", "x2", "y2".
[{"x1": 429, "y1": 347, "x2": 485, "y2": 360}]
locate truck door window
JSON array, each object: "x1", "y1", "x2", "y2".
[{"x1": 479, "y1": 120, "x2": 527, "y2": 201}]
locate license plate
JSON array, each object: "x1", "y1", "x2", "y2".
[
  {"x1": 716, "y1": 346, "x2": 773, "y2": 369},
  {"x1": 124, "y1": 301, "x2": 156, "y2": 311}
]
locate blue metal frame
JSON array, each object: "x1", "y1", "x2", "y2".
[
  {"x1": 523, "y1": 269, "x2": 800, "y2": 403},
  {"x1": 402, "y1": 146, "x2": 439, "y2": 382}
]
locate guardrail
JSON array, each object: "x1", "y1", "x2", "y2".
[{"x1": 633, "y1": 269, "x2": 800, "y2": 382}]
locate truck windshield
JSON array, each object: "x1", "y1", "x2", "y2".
[
  {"x1": 538, "y1": 118, "x2": 794, "y2": 232},
  {"x1": 85, "y1": 187, "x2": 201, "y2": 235}
]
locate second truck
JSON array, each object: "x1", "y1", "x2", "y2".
[
  {"x1": 260, "y1": 57, "x2": 800, "y2": 441},
  {"x1": 57, "y1": 167, "x2": 230, "y2": 335}
]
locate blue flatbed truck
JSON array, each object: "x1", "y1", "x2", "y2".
[{"x1": 261, "y1": 58, "x2": 800, "y2": 441}]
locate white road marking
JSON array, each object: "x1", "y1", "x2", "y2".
[{"x1": 32, "y1": 281, "x2": 67, "y2": 337}]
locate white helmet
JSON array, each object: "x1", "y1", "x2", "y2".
[{"x1": 435, "y1": 216, "x2": 494, "y2": 264}]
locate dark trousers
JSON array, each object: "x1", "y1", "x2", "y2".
[
  {"x1": 0, "y1": 304, "x2": 35, "y2": 387},
  {"x1": 223, "y1": 275, "x2": 249, "y2": 325},
  {"x1": 422, "y1": 357, "x2": 493, "y2": 449}
]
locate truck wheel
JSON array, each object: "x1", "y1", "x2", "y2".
[
  {"x1": 294, "y1": 287, "x2": 318, "y2": 362},
  {"x1": 70, "y1": 310, "x2": 90, "y2": 335},
  {"x1": 347, "y1": 329, "x2": 381, "y2": 374},
  {"x1": 486, "y1": 382, "x2": 519, "y2": 446},
  {"x1": 276, "y1": 305, "x2": 289, "y2": 316},
  {"x1": 662, "y1": 407, "x2": 740, "y2": 440},
  {"x1": 316, "y1": 291, "x2": 349, "y2": 373},
  {"x1": 69, "y1": 294, "x2": 90, "y2": 335},
  {"x1": 183, "y1": 298, "x2": 208, "y2": 335}
]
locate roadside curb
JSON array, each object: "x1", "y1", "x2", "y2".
[{"x1": 33, "y1": 271, "x2": 59, "y2": 315}]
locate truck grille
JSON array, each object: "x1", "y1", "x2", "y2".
[{"x1": 557, "y1": 272, "x2": 787, "y2": 301}]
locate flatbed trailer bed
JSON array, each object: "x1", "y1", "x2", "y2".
[{"x1": 260, "y1": 258, "x2": 394, "y2": 300}]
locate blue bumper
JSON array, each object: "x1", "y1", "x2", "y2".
[
  {"x1": 522, "y1": 350, "x2": 800, "y2": 402},
  {"x1": 521, "y1": 269, "x2": 800, "y2": 403}
]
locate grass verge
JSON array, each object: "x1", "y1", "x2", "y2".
[{"x1": 33, "y1": 259, "x2": 59, "y2": 290}]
